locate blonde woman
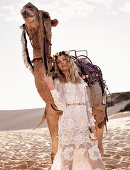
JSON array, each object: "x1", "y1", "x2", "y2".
[{"x1": 44, "y1": 51, "x2": 105, "y2": 170}]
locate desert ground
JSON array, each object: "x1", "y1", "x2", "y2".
[{"x1": 0, "y1": 100, "x2": 130, "y2": 170}]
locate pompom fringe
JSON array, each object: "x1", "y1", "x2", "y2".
[{"x1": 20, "y1": 25, "x2": 34, "y2": 74}]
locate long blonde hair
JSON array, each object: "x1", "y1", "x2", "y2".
[{"x1": 54, "y1": 53, "x2": 83, "y2": 84}]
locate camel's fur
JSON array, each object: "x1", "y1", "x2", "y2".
[{"x1": 20, "y1": 3, "x2": 106, "y2": 162}]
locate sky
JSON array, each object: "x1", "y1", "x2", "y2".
[{"x1": 0, "y1": 0, "x2": 130, "y2": 110}]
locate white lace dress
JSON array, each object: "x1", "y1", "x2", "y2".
[{"x1": 50, "y1": 78, "x2": 105, "y2": 170}]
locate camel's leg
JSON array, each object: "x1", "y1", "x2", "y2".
[
  {"x1": 46, "y1": 105, "x2": 60, "y2": 162},
  {"x1": 47, "y1": 117, "x2": 58, "y2": 162},
  {"x1": 96, "y1": 125, "x2": 104, "y2": 156},
  {"x1": 51, "y1": 133, "x2": 58, "y2": 162}
]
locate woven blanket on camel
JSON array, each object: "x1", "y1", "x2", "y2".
[{"x1": 87, "y1": 82, "x2": 103, "y2": 107}]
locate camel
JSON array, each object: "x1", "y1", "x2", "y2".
[
  {"x1": 20, "y1": 2, "x2": 61, "y2": 161},
  {"x1": 20, "y1": 2, "x2": 107, "y2": 162}
]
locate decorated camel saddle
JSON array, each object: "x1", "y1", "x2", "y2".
[{"x1": 69, "y1": 50, "x2": 108, "y2": 128}]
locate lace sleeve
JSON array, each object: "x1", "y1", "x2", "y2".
[
  {"x1": 50, "y1": 78, "x2": 67, "y2": 111},
  {"x1": 85, "y1": 85, "x2": 96, "y2": 127}
]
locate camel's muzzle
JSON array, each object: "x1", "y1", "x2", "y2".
[
  {"x1": 21, "y1": 10, "x2": 28, "y2": 18},
  {"x1": 20, "y1": 8, "x2": 35, "y2": 19}
]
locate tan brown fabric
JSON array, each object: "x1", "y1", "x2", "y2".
[
  {"x1": 87, "y1": 82, "x2": 103, "y2": 107},
  {"x1": 92, "y1": 104, "x2": 106, "y2": 124}
]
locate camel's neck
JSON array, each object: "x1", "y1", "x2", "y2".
[
  {"x1": 26, "y1": 19, "x2": 39, "y2": 30},
  {"x1": 26, "y1": 24, "x2": 51, "y2": 60},
  {"x1": 25, "y1": 19, "x2": 52, "y2": 76},
  {"x1": 26, "y1": 24, "x2": 40, "y2": 55}
]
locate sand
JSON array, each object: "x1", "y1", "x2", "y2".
[
  {"x1": 0, "y1": 128, "x2": 51, "y2": 170},
  {"x1": 103, "y1": 111, "x2": 130, "y2": 170},
  {"x1": 0, "y1": 106, "x2": 130, "y2": 169}
]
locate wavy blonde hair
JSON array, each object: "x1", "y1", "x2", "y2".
[{"x1": 54, "y1": 54, "x2": 83, "y2": 84}]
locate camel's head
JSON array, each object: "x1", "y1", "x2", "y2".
[
  {"x1": 20, "y1": 2, "x2": 39, "y2": 23},
  {"x1": 20, "y1": 2, "x2": 58, "y2": 75},
  {"x1": 20, "y1": 2, "x2": 58, "y2": 27}
]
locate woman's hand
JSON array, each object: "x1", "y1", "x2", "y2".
[
  {"x1": 89, "y1": 126, "x2": 97, "y2": 141},
  {"x1": 43, "y1": 73, "x2": 55, "y2": 91}
]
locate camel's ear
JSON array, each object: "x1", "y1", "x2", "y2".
[
  {"x1": 51, "y1": 19, "x2": 58, "y2": 27},
  {"x1": 39, "y1": 10, "x2": 50, "y2": 19},
  {"x1": 42, "y1": 11, "x2": 50, "y2": 19}
]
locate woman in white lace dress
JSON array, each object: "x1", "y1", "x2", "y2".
[{"x1": 44, "y1": 51, "x2": 105, "y2": 170}]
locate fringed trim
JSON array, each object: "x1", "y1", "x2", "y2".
[{"x1": 20, "y1": 24, "x2": 34, "y2": 74}]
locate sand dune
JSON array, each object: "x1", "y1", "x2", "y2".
[
  {"x1": 107, "y1": 100, "x2": 130, "y2": 117},
  {"x1": 0, "y1": 100, "x2": 129, "y2": 131},
  {"x1": 0, "y1": 108, "x2": 47, "y2": 131},
  {"x1": 0, "y1": 104, "x2": 130, "y2": 169}
]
